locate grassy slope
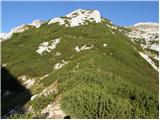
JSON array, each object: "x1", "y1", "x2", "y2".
[{"x1": 1, "y1": 20, "x2": 159, "y2": 118}]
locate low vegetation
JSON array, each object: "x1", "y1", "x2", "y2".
[
  {"x1": 1, "y1": 15, "x2": 158, "y2": 118},
  {"x1": 30, "y1": 92, "x2": 57, "y2": 111},
  {"x1": 59, "y1": 70, "x2": 158, "y2": 119}
]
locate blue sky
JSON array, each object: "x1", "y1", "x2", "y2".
[{"x1": 1, "y1": 1, "x2": 159, "y2": 32}]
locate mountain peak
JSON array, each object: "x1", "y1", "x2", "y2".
[
  {"x1": 128, "y1": 22, "x2": 159, "y2": 33},
  {"x1": 132, "y1": 22, "x2": 159, "y2": 27},
  {"x1": 0, "y1": 9, "x2": 101, "y2": 41},
  {"x1": 48, "y1": 9, "x2": 101, "y2": 27},
  {"x1": 29, "y1": 20, "x2": 44, "y2": 28},
  {"x1": 66, "y1": 9, "x2": 100, "y2": 18},
  {"x1": 127, "y1": 22, "x2": 159, "y2": 52}
]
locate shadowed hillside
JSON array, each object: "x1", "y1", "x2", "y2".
[{"x1": 1, "y1": 67, "x2": 32, "y2": 118}]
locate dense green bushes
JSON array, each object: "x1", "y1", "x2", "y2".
[
  {"x1": 9, "y1": 112, "x2": 34, "y2": 119},
  {"x1": 31, "y1": 93, "x2": 57, "y2": 111},
  {"x1": 59, "y1": 70, "x2": 158, "y2": 119},
  {"x1": 9, "y1": 111, "x2": 45, "y2": 119},
  {"x1": 2, "y1": 15, "x2": 158, "y2": 119},
  {"x1": 58, "y1": 69, "x2": 115, "y2": 92},
  {"x1": 61, "y1": 84, "x2": 132, "y2": 119}
]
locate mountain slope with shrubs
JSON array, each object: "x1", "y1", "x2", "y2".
[{"x1": 1, "y1": 9, "x2": 159, "y2": 119}]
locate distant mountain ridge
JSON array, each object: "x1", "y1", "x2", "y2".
[{"x1": 127, "y1": 22, "x2": 159, "y2": 51}]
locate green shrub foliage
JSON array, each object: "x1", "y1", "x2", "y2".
[
  {"x1": 59, "y1": 70, "x2": 158, "y2": 119},
  {"x1": 2, "y1": 16, "x2": 158, "y2": 119},
  {"x1": 31, "y1": 93, "x2": 57, "y2": 111}
]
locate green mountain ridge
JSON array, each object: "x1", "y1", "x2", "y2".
[{"x1": 1, "y1": 9, "x2": 159, "y2": 119}]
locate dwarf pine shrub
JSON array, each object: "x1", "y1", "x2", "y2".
[{"x1": 59, "y1": 70, "x2": 158, "y2": 119}]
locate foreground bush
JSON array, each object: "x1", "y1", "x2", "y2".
[
  {"x1": 59, "y1": 70, "x2": 158, "y2": 119},
  {"x1": 61, "y1": 84, "x2": 132, "y2": 119}
]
